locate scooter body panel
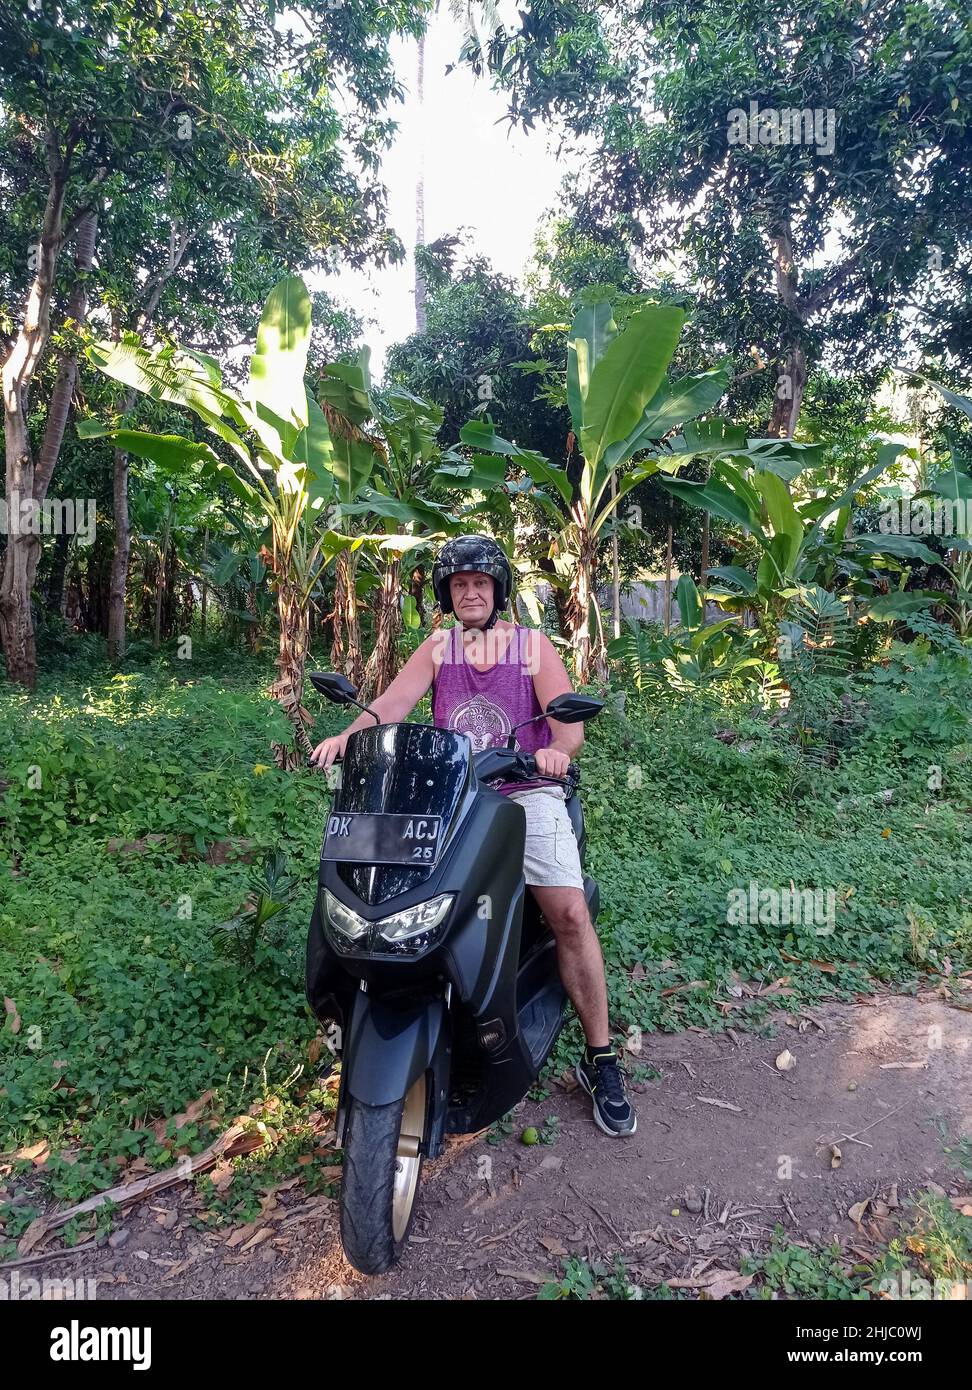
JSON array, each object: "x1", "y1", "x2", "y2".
[{"x1": 305, "y1": 720, "x2": 599, "y2": 1145}]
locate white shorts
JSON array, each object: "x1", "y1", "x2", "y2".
[{"x1": 506, "y1": 785, "x2": 585, "y2": 890}]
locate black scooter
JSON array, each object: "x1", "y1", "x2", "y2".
[{"x1": 305, "y1": 671, "x2": 603, "y2": 1275}]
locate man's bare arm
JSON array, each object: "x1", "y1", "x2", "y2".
[
  {"x1": 310, "y1": 637, "x2": 437, "y2": 766},
  {"x1": 530, "y1": 630, "x2": 584, "y2": 767}
]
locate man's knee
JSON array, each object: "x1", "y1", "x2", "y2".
[{"x1": 543, "y1": 891, "x2": 591, "y2": 938}]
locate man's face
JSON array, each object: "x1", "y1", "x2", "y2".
[{"x1": 449, "y1": 570, "x2": 495, "y2": 626}]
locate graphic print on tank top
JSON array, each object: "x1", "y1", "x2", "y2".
[
  {"x1": 447, "y1": 692, "x2": 512, "y2": 752},
  {"x1": 431, "y1": 624, "x2": 551, "y2": 794}
]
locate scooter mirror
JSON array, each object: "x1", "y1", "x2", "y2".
[
  {"x1": 310, "y1": 671, "x2": 358, "y2": 704},
  {"x1": 544, "y1": 693, "x2": 604, "y2": 723}
]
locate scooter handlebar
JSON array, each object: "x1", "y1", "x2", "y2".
[
  {"x1": 519, "y1": 755, "x2": 581, "y2": 790},
  {"x1": 311, "y1": 745, "x2": 579, "y2": 791}
]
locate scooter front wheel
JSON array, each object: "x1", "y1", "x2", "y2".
[{"x1": 339, "y1": 1072, "x2": 427, "y2": 1275}]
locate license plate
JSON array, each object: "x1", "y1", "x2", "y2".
[{"x1": 320, "y1": 812, "x2": 443, "y2": 866}]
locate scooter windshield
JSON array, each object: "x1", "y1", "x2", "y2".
[{"x1": 329, "y1": 722, "x2": 471, "y2": 906}]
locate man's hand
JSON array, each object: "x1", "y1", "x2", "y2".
[
  {"x1": 310, "y1": 732, "x2": 349, "y2": 769},
  {"x1": 534, "y1": 746, "x2": 571, "y2": 779}
]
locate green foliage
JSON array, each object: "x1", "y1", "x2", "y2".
[
  {"x1": 664, "y1": 444, "x2": 920, "y2": 626},
  {"x1": 211, "y1": 850, "x2": 296, "y2": 971},
  {"x1": 606, "y1": 617, "x2": 663, "y2": 692},
  {"x1": 609, "y1": 615, "x2": 767, "y2": 695},
  {"x1": 2, "y1": 644, "x2": 971, "y2": 1212},
  {"x1": 609, "y1": 576, "x2": 771, "y2": 695},
  {"x1": 0, "y1": 663, "x2": 331, "y2": 1196},
  {"x1": 538, "y1": 1114, "x2": 561, "y2": 1145},
  {"x1": 464, "y1": 1, "x2": 972, "y2": 414},
  {"x1": 743, "y1": 1227, "x2": 869, "y2": 1300},
  {"x1": 778, "y1": 586, "x2": 860, "y2": 769},
  {"x1": 539, "y1": 1254, "x2": 643, "y2": 1301}
]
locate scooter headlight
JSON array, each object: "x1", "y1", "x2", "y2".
[
  {"x1": 322, "y1": 890, "x2": 369, "y2": 947},
  {"x1": 322, "y1": 890, "x2": 454, "y2": 956},
  {"x1": 376, "y1": 894, "x2": 453, "y2": 945}
]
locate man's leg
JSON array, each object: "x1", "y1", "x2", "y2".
[
  {"x1": 530, "y1": 882, "x2": 636, "y2": 1136},
  {"x1": 528, "y1": 884, "x2": 609, "y2": 1046},
  {"x1": 512, "y1": 781, "x2": 638, "y2": 1138}
]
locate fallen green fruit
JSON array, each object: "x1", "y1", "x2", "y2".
[{"x1": 521, "y1": 1127, "x2": 539, "y2": 1146}]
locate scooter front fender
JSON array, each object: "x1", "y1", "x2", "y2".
[{"x1": 343, "y1": 990, "x2": 447, "y2": 1108}]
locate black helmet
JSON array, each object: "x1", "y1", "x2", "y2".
[{"x1": 432, "y1": 534, "x2": 513, "y2": 616}]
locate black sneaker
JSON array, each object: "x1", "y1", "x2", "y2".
[{"x1": 575, "y1": 1050, "x2": 637, "y2": 1136}]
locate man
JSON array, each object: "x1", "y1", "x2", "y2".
[{"x1": 310, "y1": 534, "x2": 636, "y2": 1137}]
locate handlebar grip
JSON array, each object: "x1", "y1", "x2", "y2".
[{"x1": 520, "y1": 756, "x2": 580, "y2": 787}]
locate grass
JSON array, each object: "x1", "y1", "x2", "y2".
[
  {"x1": 1, "y1": 635, "x2": 971, "y2": 1247},
  {"x1": 538, "y1": 1189, "x2": 972, "y2": 1301}
]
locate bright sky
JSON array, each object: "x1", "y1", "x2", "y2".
[{"x1": 316, "y1": 4, "x2": 573, "y2": 378}]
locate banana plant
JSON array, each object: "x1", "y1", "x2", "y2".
[
  {"x1": 316, "y1": 349, "x2": 380, "y2": 687},
  {"x1": 439, "y1": 298, "x2": 736, "y2": 681},
  {"x1": 200, "y1": 513, "x2": 274, "y2": 651},
  {"x1": 128, "y1": 476, "x2": 211, "y2": 648},
  {"x1": 80, "y1": 276, "x2": 336, "y2": 756},
  {"x1": 658, "y1": 441, "x2": 940, "y2": 640},
  {"x1": 867, "y1": 376, "x2": 972, "y2": 638},
  {"x1": 608, "y1": 573, "x2": 767, "y2": 694},
  {"x1": 327, "y1": 381, "x2": 459, "y2": 698}
]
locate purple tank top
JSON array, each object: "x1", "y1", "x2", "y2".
[{"x1": 431, "y1": 624, "x2": 550, "y2": 795}]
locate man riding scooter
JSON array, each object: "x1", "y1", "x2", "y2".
[{"x1": 310, "y1": 534, "x2": 636, "y2": 1137}]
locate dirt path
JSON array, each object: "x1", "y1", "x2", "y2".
[{"x1": 10, "y1": 995, "x2": 972, "y2": 1300}]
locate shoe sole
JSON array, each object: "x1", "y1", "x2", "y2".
[{"x1": 575, "y1": 1062, "x2": 637, "y2": 1137}]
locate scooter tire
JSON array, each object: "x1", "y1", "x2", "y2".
[{"x1": 339, "y1": 1074, "x2": 426, "y2": 1275}]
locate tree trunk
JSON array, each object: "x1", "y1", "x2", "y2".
[
  {"x1": 179, "y1": 573, "x2": 193, "y2": 638},
  {"x1": 33, "y1": 210, "x2": 98, "y2": 510},
  {"x1": 244, "y1": 583, "x2": 263, "y2": 652},
  {"x1": 768, "y1": 221, "x2": 808, "y2": 438},
  {"x1": 700, "y1": 511, "x2": 710, "y2": 598},
  {"x1": 409, "y1": 564, "x2": 426, "y2": 626},
  {"x1": 44, "y1": 528, "x2": 71, "y2": 617},
  {"x1": 83, "y1": 527, "x2": 112, "y2": 634},
  {"x1": 45, "y1": 528, "x2": 72, "y2": 614},
  {"x1": 107, "y1": 404, "x2": 135, "y2": 661},
  {"x1": 63, "y1": 558, "x2": 83, "y2": 631},
  {"x1": 330, "y1": 548, "x2": 363, "y2": 687},
  {"x1": 610, "y1": 473, "x2": 621, "y2": 641},
  {"x1": 537, "y1": 554, "x2": 570, "y2": 639},
  {"x1": 108, "y1": 224, "x2": 191, "y2": 662},
  {"x1": 163, "y1": 538, "x2": 178, "y2": 641},
  {"x1": 1, "y1": 140, "x2": 73, "y2": 686},
  {"x1": 153, "y1": 506, "x2": 172, "y2": 648},
  {"x1": 664, "y1": 521, "x2": 673, "y2": 635},
  {"x1": 414, "y1": 31, "x2": 427, "y2": 333},
  {"x1": 566, "y1": 528, "x2": 596, "y2": 685},
  {"x1": 361, "y1": 557, "x2": 401, "y2": 701},
  {"x1": 270, "y1": 578, "x2": 314, "y2": 759},
  {"x1": 768, "y1": 341, "x2": 807, "y2": 438},
  {"x1": 200, "y1": 528, "x2": 209, "y2": 637}
]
